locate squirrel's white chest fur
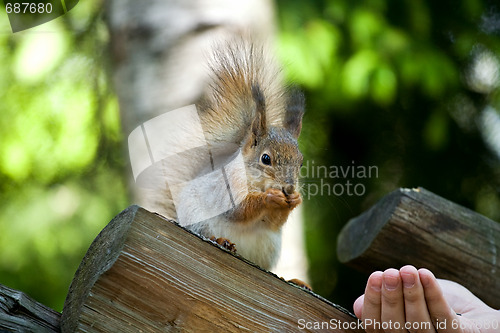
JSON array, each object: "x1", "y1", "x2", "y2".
[{"x1": 188, "y1": 218, "x2": 282, "y2": 270}]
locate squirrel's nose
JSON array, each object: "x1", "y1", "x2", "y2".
[{"x1": 283, "y1": 184, "x2": 295, "y2": 196}]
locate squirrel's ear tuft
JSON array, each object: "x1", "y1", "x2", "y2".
[
  {"x1": 285, "y1": 88, "x2": 305, "y2": 138},
  {"x1": 250, "y1": 84, "x2": 267, "y2": 145}
]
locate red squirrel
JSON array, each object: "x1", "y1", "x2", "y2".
[{"x1": 138, "y1": 38, "x2": 305, "y2": 272}]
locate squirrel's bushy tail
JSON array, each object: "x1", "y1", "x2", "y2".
[{"x1": 197, "y1": 37, "x2": 288, "y2": 148}]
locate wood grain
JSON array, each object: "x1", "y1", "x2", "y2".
[
  {"x1": 0, "y1": 283, "x2": 60, "y2": 332},
  {"x1": 337, "y1": 187, "x2": 500, "y2": 309},
  {"x1": 62, "y1": 206, "x2": 363, "y2": 332}
]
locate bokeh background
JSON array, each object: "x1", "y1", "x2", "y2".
[{"x1": 1, "y1": 0, "x2": 499, "y2": 312}]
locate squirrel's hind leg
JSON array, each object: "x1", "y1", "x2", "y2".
[
  {"x1": 287, "y1": 278, "x2": 312, "y2": 291},
  {"x1": 210, "y1": 236, "x2": 237, "y2": 253}
]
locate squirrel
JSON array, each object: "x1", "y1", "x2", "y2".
[{"x1": 138, "y1": 38, "x2": 305, "y2": 272}]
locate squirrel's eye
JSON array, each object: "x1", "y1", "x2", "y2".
[{"x1": 261, "y1": 153, "x2": 271, "y2": 166}]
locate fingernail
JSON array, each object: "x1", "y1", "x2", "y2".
[
  {"x1": 383, "y1": 275, "x2": 399, "y2": 290},
  {"x1": 418, "y1": 269, "x2": 435, "y2": 287},
  {"x1": 368, "y1": 273, "x2": 382, "y2": 292},
  {"x1": 401, "y1": 272, "x2": 415, "y2": 288},
  {"x1": 370, "y1": 282, "x2": 381, "y2": 292}
]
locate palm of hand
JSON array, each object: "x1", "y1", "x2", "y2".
[{"x1": 439, "y1": 279, "x2": 499, "y2": 333}]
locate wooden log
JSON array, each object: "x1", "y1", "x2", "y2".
[
  {"x1": 337, "y1": 187, "x2": 500, "y2": 309},
  {"x1": 62, "y1": 205, "x2": 363, "y2": 332},
  {"x1": 0, "y1": 283, "x2": 60, "y2": 332}
]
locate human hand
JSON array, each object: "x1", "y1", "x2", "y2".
[{"x1": 353, "y1": 265, "x2": 500, "y2": 333}]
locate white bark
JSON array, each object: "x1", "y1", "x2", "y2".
[{"x1": 106, "y1": 0, "x2": 275, "y2": 134}]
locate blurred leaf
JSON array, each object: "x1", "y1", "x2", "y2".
[
  {"x1": 13, "y1": 21, "x2": 68, "y2": 84},
  {"x1": 341, "y1": 49, "x2": 379, "y2": 99},
  {"x1": 420, "y1": 51, "x2": 459, "y2": 97},
  {"x1": 379, "y1": 27, "x2": 409, "y2": 54},
  {"x1": 1, "y1": 142, "x2": 30, "y2": 181},
  {"x1": 349, "y1": 8, "x2": 384, "y2": 48},
  {"x1": 279, "y1": 19, "x2": 339, "y2": 88},
  {"x1": 371, "y1": 65, "x2": 397, "y2": 105},
  {"x1": 406, "y1": 0, "x2": 431, "y2": 38},
  {"x1": 423, "y1": 111, "x2": 449, "y2": 150}
]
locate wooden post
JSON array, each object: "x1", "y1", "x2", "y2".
[
  {"x1": 337, "y1": 187, "x2": 500, "y2": 309},
  {"x1": 0, "y1": 284, "x2": 60, "y2": 332},
  {"x1": 62, "y1": 206, "x2": 363, "y2": 332}
]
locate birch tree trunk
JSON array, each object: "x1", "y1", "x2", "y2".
[
  {"x1": 106, "y1": 0, "x2": 275, "y2": 135},
  {"x1": 106, "y1": 0, "x2": 308, "y2": 283}
]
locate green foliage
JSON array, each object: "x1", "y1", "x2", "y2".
[
  {"x1": 277, "y1": 0, "x2": 500, "y2": 307},
  {"x1": 0, "y1": 2, "x2": 127, "y2": 311}
]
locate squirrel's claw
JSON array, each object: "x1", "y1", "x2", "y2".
[{"x1": 210, "y1": 236, "x2": 237, "y2": 253}]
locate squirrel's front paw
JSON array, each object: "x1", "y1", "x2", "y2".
[
  {"x1": 265, "y1": 188, "x2": 302, "y2": 210},
  {"x1": 285, "y1": 191, "x2": 302, "y2": 209},
  {"x1": 264, "y1": 188, "x2": 288, "y2": 208}
]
